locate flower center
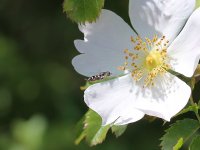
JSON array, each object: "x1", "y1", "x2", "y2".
[
  {"x1": 118, "y1": 35, "x2": 171, "y2": 87},
  {"x1": 145, "y1": 50, "x2": 162, "y2": 71}
]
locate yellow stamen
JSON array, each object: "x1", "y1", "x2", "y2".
[{"x1": 118, "y1": 35, "x2": 171, "y2": 87}]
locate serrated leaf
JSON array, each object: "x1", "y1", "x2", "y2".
[
  {"x1": 160, "y1": 119, "x2": 200, "y2": 150},
  {"x1": 90, "y1": 124, "x2": 110, "y2": 146},
  {"x1": 111, "y1": 125, "x2": 127, "y2": 138},
  {"x1": 189, "y1": 135, "x2": 200, "y2": 150},
  {"x1": 63, "y1": 0, "x2": 104, "y2": 23},
  {"x1": 74, "y1": 110, "x2": 110, "y2": 146},
  {"x1": 173, "y1": 138, "x2": 183, "y2": 150},
  {"x1": 75, "y1": 131, "x2": 86, "y2": 145},
  {"x1": 85, "y1": 110, "x2": 110, "y2": 146}
]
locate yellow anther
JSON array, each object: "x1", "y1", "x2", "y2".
[
  {"x1": 124, "y1": 49, "x2": 129, "y2": 53},
  {"x1": 125, "y1": 56, "x2": 128, "y2": 60},
  {"x1": 119, "y1": 35, "x2": 171, "y2": 87},
  {"x1": 129, "y1": 53, "x2": 134, "y2": 57},
  {"x1": 131, "y1": 36, "x2": 136, "y2": 43},
  {"x1": 152, "y1": 35, "x2": 158, "y2": 43}
]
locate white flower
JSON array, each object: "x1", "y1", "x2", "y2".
[{"x1": 72, "y1": 0, "x2": 200, "y2": 125}]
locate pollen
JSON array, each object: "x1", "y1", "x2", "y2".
[{"x1": 118, "y1": 35, "x2": 171, "y2": 87}]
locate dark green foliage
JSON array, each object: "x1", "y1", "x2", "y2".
[
  {"x1": 160, "y1": 119, "x2": 200, "y2": 150},
  {"x1": 189, "y1": 135, "x2": 200, "y2": 150}
]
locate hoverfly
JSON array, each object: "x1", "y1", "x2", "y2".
[{"x1": 86, "y1": 71, "x2": 112, "y2": 82}]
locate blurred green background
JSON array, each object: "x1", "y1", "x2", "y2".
[{"x1": 1, "y1": 0, "x2": 193, "y2": 149}]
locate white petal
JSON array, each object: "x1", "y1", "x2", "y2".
[
  {"x1": 133, "y1": 73, "x2": 191, "y2": 121},
  {"x1": 72, "y1": 9, "x2": 136, "y2": 77},
  {"x1": 84, "y1": 73, "x2": 191, "y2": 125},
  {"x1": 72, "y1": 48, "x2": 123, "y2": 77},
  {"x1": 168, "y1": 8, "x2": 200, "y2": 77},
  {"x1": 84, "y1": 75, "x2": 145, "y2": 125},
  {"x1": 129, "y1": 0, "x2": 195, "y2": 41}
]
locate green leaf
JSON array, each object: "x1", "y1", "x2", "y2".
[
  {"x1": 160, "y1": 119, "x2": 200, "y2": 150},
  {"x1": 75, "y1": 131, "x2": 86, "y2": 145},
  {"x1": 176, "y1": 105, "x2": 199, "y2": 116},
  {"x1": 173, "y1": 138, "x2": 183, "y2": 150},
  {"x1": 74, "y1": 116, "x2": 86, "y2": 145},
  {"x1": 75, "y1": 110, "x2": 110, "y2": 146},
  {"x1": 111, "y1": 125, "x2": 127, "y2": 138},
  {"x1": 90, "y1": 124, "x2": 110, "y2": 146},
  {"x1": 189, "y1": 135, "x2": 200, "y2": 150},
  {"x1": 63, "y1": 0, "x2": 104, "y2": 23}
]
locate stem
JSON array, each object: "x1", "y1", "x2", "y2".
[
  {"x1": 190, "y1": 96, "x2": 200, "y2": 123},
  {"x1": 189, "y1": 78, "x2": 200, "y2": 123}
]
